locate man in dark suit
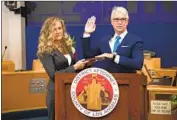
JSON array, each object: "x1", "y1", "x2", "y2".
[{"x1": 82, "y1": 6, "x2": 144, "y2": 73}]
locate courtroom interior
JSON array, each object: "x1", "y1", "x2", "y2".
[{"x1": 1, "y1": 1, "x2": 177, "y2": 120}]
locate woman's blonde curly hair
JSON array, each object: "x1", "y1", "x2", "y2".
[{"x1": 37, "y1": 16, "x2": 74, "y2": 57}]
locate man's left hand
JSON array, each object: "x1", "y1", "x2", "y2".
[{"x1": 95, "y1": 53, "x2": 114, "y2": 59}]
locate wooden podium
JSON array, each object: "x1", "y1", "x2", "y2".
[
  {"x1": 55, "y1": 73, "x2": 148, "y2": 120},
  {"x1": 32, "y1": 59, "x2": 45, "y2": 71},
  {"x1": 2, "y1": 60, "x2": 15, "y2": 72}
]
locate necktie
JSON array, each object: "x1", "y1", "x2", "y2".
[{"x1": 113, "y1": 36, "x2": 121, "y2": 52}]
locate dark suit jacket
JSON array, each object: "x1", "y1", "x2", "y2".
[
  {"x1": 82, "y1": 33, "x2": 144, "y2": 73},
  {"x1": 39, "y1": 49, "x2": 76, "y2": 91}
]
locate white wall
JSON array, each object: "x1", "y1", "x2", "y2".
[
  {"x1": 2, "y1": 2, "x2": 26, "y2": 70},
  {"x1": 2, "y1": 2, "x2": 9, "y2": 60}
]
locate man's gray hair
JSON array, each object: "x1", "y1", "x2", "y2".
[{"x1": 111, "y1": 6, "x2": 129, "y2": 19}]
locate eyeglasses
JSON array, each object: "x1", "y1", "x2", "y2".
[{"x1": 112, "y1": 18, "x2": 127, "y2": 22}]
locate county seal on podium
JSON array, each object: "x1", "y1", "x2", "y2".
[{"x1": 70, "y1": 68, "x2": 119, "y2": 118}]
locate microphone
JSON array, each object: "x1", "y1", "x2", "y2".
[{"x1": 2, "y1": 46, "x2": 7, "y2": 60}]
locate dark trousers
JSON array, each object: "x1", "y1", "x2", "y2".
[{"x1": 46, "y1": 89, "x2": 55, "y2": 120}]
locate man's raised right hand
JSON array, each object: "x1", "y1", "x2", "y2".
[{"x1": 84, "y1": 16, "x2": 96, "y2": 34}]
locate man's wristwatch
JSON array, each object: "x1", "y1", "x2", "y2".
[{"x1": 113, "y1": 52, "x2": 117, "y2": 60}]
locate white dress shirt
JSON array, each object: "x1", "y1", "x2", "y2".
[{"x1": 109, "y1": 30, "x2": 128, "y2": 64}]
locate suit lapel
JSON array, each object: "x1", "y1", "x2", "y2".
[
  {"x1": 56, "y1": 49, "x2": 76, "y2": 65},
  {"x1": 103, "y1": 34, "x2": 113, "y2": 53},
  {"x1": 55, "y1": 49, "x2": 69, "y2": 66},
  {"x1": 105, "y1": 41, "x2": 112, "y2": 53},
  {"x1": 69, "y1": 52, "x2": 74, "y2": 60},
  {"x1": 69, "y1": 52, "x2": 75, "y2": 65}
]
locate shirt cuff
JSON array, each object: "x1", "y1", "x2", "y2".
[
  {"x1": 114, "y1": 55, "x2": 120, "y2": 64},
  {"x1": 83, "y1": 33, "x2": 91, "y2": 38}
]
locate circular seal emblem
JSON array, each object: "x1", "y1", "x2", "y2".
[{"x1": 70, "y1": 68, "x2": 119, "y2": 118}]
